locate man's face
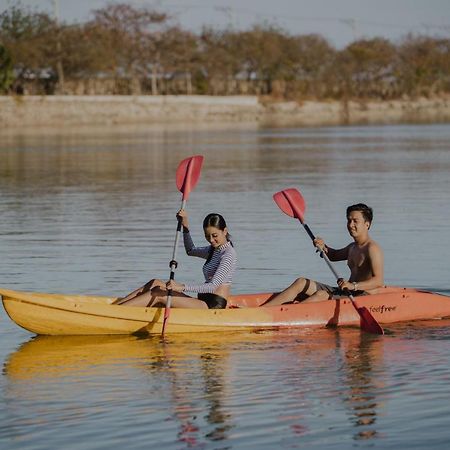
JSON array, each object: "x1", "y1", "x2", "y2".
[{"x1": 347, "y1": 211, "x2": 370, "y2": 238}]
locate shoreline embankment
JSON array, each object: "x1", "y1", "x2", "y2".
[{"x1": 1, "y1": 95, "x2": 450, "y2": 130}]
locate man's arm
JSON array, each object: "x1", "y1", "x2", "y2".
[
  {"x1": 326, "y1": 244, "x2": 351, "y2": 262},
  {"x1": 313, "y1": 237, "x2": 351, "y2": 261}
]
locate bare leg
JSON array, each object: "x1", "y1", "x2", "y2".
[
  {"x1": 116, "y1": 287, "x2": 208, "y2": 309},
  {"x1": 262, "y1": 277, "x2": 329, "y2": 306},
  {"x1": 151, "y1": 295, "x2": 209, "y2": 309},
  {"x1": 112, "y1": 279, "x2": 160, "y2": 305},
  {"x1": 116, "y1": 288, "x2": 161, "y2": 307}
]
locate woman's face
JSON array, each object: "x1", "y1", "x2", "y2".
[{"x1": 204, "y1": 226, "x2": 228, "y2": 248}]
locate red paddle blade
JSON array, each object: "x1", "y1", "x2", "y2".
[
  {"x1": 176, "y1": 155, "x2": 204, "y2": 201},
  {"x1": 273, "y1": 188, "x2": 306, "y2": 222},
  {"x1": 356, "y1": 306, "x2": 384, "y2": 335}
]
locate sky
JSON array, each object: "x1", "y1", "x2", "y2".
[{"x1": 2, "y1": 0, "x2": 450, "y2": 48}]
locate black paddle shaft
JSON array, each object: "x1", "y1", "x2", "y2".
[
  {"x1": 167, "y1": 217, "x2": 183, "y2": 297},
  {"x1": 302, "y1": 223, "x2": 316, "y2": 241},
  {"x1": 300, "y1": 222, "x2": 342, "y2": 282}
]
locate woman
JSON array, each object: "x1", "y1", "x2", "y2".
[{"x1": 114, "y1": 210, "x2": 237, "y2": 309}]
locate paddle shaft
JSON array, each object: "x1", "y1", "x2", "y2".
[
  {"x1": 161, "y1": 155, "x2": 204, "y2": 337},
  {"x1": 163, "y1": 199, "x2": 186, "y2": 320},
  {"x1": 300, "y1": 222, "x2": 359, "y2": 303}
]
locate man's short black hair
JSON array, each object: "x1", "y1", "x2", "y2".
[{"x1": 346, "y1": 203, "x2": 373, "y2": 224}]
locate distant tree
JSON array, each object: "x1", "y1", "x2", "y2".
[
  {"x1": 58, "y1": 23, "x2": 105, "y2": 78},
  {"x1": 159, "y1": 26, "x2": 199, "y2": 94},
  {"x1": 0, "y1": 44, "x2": 14, "y2": 93},
  {"x1": 0, "y1": 5, "x2": 58, "y2": 92},
  {"x1": 397, "y1": 35, "x2": 450, "y2": 97},
  {"x1": 89, "y1": 3, "x2": 169, "y2": 93},
  {"x1": 286, "y1": 34, "x2": 336, "y2": 98},
  {"x1": 333, "y1": 38, "x2": 397, "y2": 99},
  {"x1": 199, "y1": 27, "x2": 242, "y2": 94},
  {"x1": 237, "y1": 25, "x2": 292, "y2": 94}
]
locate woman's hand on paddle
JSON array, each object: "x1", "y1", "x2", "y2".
[
  {"x1": 314, "y1": 237, "x2": 328, "y2": 253},
  {"x1": 166, "y1": 280, "x2": 184, "y2": 292},
  {"x1": 177, "y1": 209, "x2": 189, "y2": 230}
]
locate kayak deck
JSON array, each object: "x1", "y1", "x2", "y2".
[{"x1": 2, "y1": 286, "x2": 450, "y2": 335}]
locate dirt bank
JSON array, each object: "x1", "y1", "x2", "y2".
[{"x1": 1, "y1": 95, "x2": 450, "y2": 130}]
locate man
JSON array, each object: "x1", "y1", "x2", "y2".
[{"x1": 263, "y1": 203, "x2": 384, "y2": 305}]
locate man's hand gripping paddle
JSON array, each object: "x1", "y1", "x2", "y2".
[
  {"x1": 162, "y1": 155, "x2": 204, "y2": 336},
  {"x1": 273, "y1": 188, "x2": 384, "y2": 335}
]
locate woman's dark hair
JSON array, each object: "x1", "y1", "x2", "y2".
[
  {"x1": 346, "y1": 203, "x2": 373, "y2": 224},
  {"x1": 203, "y1": 213, "x2": 227, "y2": 231},
  {"x1": 203, "y1": 213, "x2": 232, "y2": 243}
]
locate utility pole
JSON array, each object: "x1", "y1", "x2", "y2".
[
  {"x1": 53, "y1": 0, "x2": 65, "y2": 93},
  {"x1": 215, "y1": 6, "x2": 237, "y2": 29},
  {"x1": 341, "y1": 18, "x2": 360, "y2": 42}
]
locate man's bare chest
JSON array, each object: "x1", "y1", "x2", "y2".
[{"x1": 347, "y1": 248, "x2": 370, "y2": 271}]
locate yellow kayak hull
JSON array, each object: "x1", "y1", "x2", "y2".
[{"x1": 1, "y1": 289, "x2": 275, "y2": 335}]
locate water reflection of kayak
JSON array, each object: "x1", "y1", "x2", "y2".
[
  {"x1": 2, "y1": 286, "x2": 450, "y2": 336},
  {"x1": 4, "y1": 335, "x2": 146, "y2": 379},
  {"x1": 3, "y1": 332, "x2": 241, "y2": 380}
]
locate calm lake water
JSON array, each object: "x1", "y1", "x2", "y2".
[{"x1": 1, "y1": 123, "x2": 450, "y2": 449}]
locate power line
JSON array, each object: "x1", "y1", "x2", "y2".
[{"x1": 154, "y1": 2, "x2": 449, "y2": 33}]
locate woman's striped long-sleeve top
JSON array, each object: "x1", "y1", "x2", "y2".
[{"x1": 182, "y1": 231, "x2": 237, "y2": 294}]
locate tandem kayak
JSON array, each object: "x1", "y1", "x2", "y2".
[{"x1": 2, "y1": 286, "x2": 450, "y2": 336}]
